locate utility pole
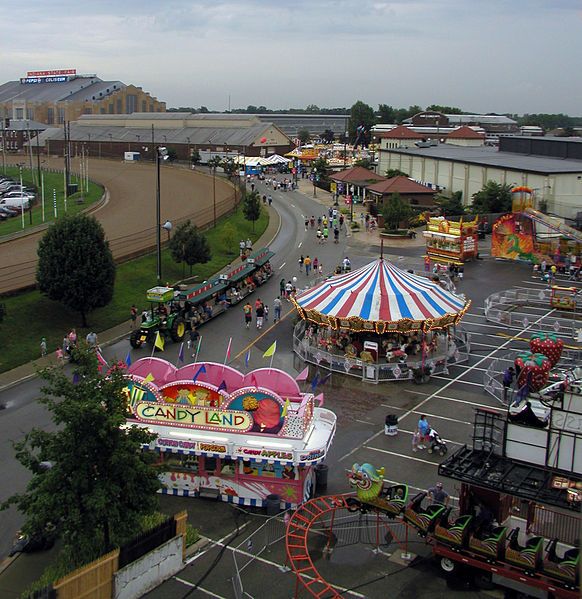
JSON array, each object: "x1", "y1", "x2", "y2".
[{"x1": 1, "y1": 110, "x2": 7, "y2": 174}]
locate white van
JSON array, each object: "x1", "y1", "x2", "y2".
[{"x1": 0, "y1": 196, "x2": 30, "y2": 210}]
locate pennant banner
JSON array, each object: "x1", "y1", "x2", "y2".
[{"x1": 263, "y1": 341, "x2": 277, "y2": 358}]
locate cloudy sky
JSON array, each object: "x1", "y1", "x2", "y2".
[{"x1": 1, "y1": 0, "x2": 580, "y2": 115}]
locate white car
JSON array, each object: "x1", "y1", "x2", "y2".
[
  {"x1": 0, "y1": 196, "x2": 30, "y2": 210},
  {"x1": 2, "y1": 190, "x2": 35, "y2": 201}
]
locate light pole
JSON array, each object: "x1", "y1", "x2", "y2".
[
  {"x1": 156, "y1": 146, "x2": 169, "y2": 283},
  {"x1": 312, "y1": 167, "x2": 317, "y2": 197},
  {"x1": 186, "y1": 137, "x2": 190, "y2": 163},
  {"x1": 212, "y1": 161, "x2": 217, "y2": 228}
]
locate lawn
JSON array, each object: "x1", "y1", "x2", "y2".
[
  {"x1": 0, "y1": 206, "x2": 268, "y2": 372},
  {"x1": 0, "y1": 166, "x2": 103, "y2": 236}
]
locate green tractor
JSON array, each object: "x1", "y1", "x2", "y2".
[{"x1": 130, "y1": 286, "x2": 188, "y2": 349}]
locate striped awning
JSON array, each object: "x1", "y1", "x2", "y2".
[{"x1": 292, "y1": 259, "x2": 470, "y2": 332}]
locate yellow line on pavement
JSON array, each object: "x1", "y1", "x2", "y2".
[
  {"x1": 495, "y1": 331, "x2": 580, "y2": 350},
  {"x1": 233, "y1": 306, "x2": 297, "y2": 360}
]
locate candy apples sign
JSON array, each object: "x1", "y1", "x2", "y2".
[
  {"x1": 529, "y1": 332, "x2": 564, "y2": 367},
  {"x1": 514, "y1": 352, "x2": 551, "y2": 392}
]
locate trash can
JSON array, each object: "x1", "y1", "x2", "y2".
[
  {"x1": 265, "y1": 494, "x2": 281, "y2": 516},
  {"x1": 315, "y1": 464, "x2": 328, "y2": 493},
  {"x1": 385, "y1": 414, "x2": 398, "y2": 436}
]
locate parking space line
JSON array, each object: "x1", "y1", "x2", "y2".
[
  {"x1": 339, "y1": 429, "x2": 385, "y2": 462},
  {"x1": 364, "y1": 445, "x2": 440, "y2": 466},
  {"x1": 431, "y1": 375, "x2": 482, "y2": 387},
  {"x1": 380, "y1": 405, "x2": 471, "y2": 425},
  {"x1": 174, "y1": 578, "x2": 226, "y2": 598}
]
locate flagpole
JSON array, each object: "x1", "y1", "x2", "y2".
[{"x1": 194, "y1": 335, "x2": 202, "y2": 363}]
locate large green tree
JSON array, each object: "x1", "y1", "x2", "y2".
[
  {"x1": 169, "y1": 220, "x2": 212, "y2": 277},
  {"x1": 2, "y1": 351, "x2": 160, "y2": 566},
  {"x1": 349, "y1": 101, "x2": 375, "y2": 144},
  {"x1": 243, "y1": 190, "x2": 262, "y2": 231},
  {"x1": 36, "y1": 214, "x2": 115, "y2": 328},
  {"x1": 298, "y1": 129, "x2": 311, "y2": 145},
  {"x1": 385, "y1": 168, "x2": 409, "y2": 179},
  {"x1": 382, "y1": 192, "x2": 413, "y2": 231},
  {"x1": 435, "y1": 190, "x2": 466, "y2": 216},
  {"x1": 471, "y1": 181, "x2": 513, "y2": 214}
]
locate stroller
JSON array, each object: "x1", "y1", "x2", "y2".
[{"x1": 427, "y1": 428, "x2": 448, "y2": 456}]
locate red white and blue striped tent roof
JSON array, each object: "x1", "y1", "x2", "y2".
[{"x1": 292, "y1": 259, "x2": 470, "y2": 332}]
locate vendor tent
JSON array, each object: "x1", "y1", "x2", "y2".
[{"x1": 292, "y1": 258, "x2": 470, "y2": 332}]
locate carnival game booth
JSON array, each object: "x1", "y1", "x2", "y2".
[
  {"x1": 424, "y1": 215, "x2": 479, "y2": 266},
  {"x1": 124, "y1": 358, "x2": 336, "y2": 508},
  {"x1": 291, "y1": 258, "x2": 471, "y2": 383}
]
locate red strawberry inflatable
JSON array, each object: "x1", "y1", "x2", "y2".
[
  {"x1": 529, "y1": 332, "x2": 563, "y2": 367},
  {"x1": 514, "y1": 352, "x2": 551, "y2": 392}
]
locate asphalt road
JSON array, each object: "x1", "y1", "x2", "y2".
[{"x1": 1, "y1": 176, "x2": 581, "y2": 597}]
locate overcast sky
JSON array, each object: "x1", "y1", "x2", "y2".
[{"x1": 1, "y1": 1, "x2": 580, "y2": 115}]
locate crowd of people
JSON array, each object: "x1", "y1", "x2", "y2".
[{"x1": 46, "y1": 328, "x2": 100, "y2": 364}]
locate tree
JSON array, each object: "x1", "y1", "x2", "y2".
[
  {"x1": 382, "y1": 193, "x2": 413, "y2": 231},
  {"x1": 349, "y1": 101, "x2": 375, "y2": 144},
  {"x1": 305, "y1": 104, "x2": 320, "y2": 113},
  {"x1": 221, "y1": 158, "x2": 238, "y2": 177},
  {"x1": 243, "y1": 190, "x2": 261, "y2": 231},
  {"x1": 377, "y1": 104, "x2": 396, "y2": 124},
  {"x1": 298, "y1": 129, "x2": 311, "y2": 145},
  {"x1": 37, "y1": 215, "x2": 115, "y2": 328},
  {"x1": 166, "y1": 147, "x2": 177, "y2": 162},
  {"x1": 312, "y1": 157, "x2": 331, "y2": 188},
  {"x1": 221, "y1": 223, "x2": 237, "y2": 255},
  {"x1": 1, "y1": 351, "x2": 160, "y2": 566},
  {"x1": 385, "y1": 168, "x2": 409, "y2": 179},
  {"x1": 353, "y1": 158, "x2": 374, "y2": 170},
  {"x1": 169, "y1": 220, "x2": 212, "y2": 277},
  {"x1": 321, "y1": 129, "x2": 336, "y2": 144},
  {"x1": 471, "y1": 181, "x2": 513, "y2": 214},
  {"x1": 190, "y1": 149, "x2": 201, "y2": 165},
  {"x1": 435, "y1": 190, "x2": 465, "y2": 216},
  {"x1": 426, "y1": 105, "x2": 465, "y2": 114}
]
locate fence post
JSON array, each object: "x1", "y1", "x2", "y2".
[{"x1": 174, "y1": 510, "x2": 188, "y2": 561}]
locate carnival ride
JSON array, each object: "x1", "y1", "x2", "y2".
[
  {"x1": 291, "y1": 257, "x2": 471, "y2": 383},
  {"x1": 423, "y1": 215, "x2": 479, "y2": 266},
  {"x1": 285, "y1": 377, "x2": 582, "y2": 599},
  {"x1": 130, "y1": 247, "x2": 275, "y2": 349}
]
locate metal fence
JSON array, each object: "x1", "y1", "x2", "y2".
[
  {"x1": 484, "y1": 288, "x2": 582, "y2": 338},
  {"x1": 293, "y1": 320, "x2": 470, "y2": 384},
  {"x1": 118, "y1": 516, "x2": 176, "y2": 568}
]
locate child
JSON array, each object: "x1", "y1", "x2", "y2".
[
  {"x1": 56, "y1": 347, "x2": 65, "y2": 365},
  {"x1": 40, "y1": 337, "x2": 47, "y2": 357},
  {"x1": 412, "y1": 429, "x2": 421, "y2": 453},
  {"x1": 263, "y1": 305, "x2": 269, "y2": 321}
]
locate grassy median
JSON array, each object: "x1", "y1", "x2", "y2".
[{"x1": 0, "y1": 206, "x2": 268, "y2": 372}]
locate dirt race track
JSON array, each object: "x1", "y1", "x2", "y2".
[{"x1": 0, "y1": 157, "x2": 236, "y2": 294}]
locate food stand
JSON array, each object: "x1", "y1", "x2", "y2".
[
  {"x1": 424, "y1": 216, "x2": 479, "y2": 265},
  {"x1": 125, "y1": 358, "x2": 336, "y2": 508},
  {"x1": 550, "y1": 286, "x2": 578, "y2": 311}
]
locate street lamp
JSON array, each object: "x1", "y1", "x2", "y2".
[
  {"x1": 156, "y1": 146, "x2": 169, "y2": 283},
  {"x1": 186, "y1": 137, "x2": 191, "y2": 163},
  {"x1": 312, "y1": 167, "x2": 317, "y2": 197}
]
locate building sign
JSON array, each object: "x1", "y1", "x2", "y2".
[
  {"x1": 462, "y1": 236, "x2": 476, "y2": 253},
  {"x1": 27, "y1": 69, "x2": 76, "y2": 77},
  {"x1": 236, "y1": 447, "x2": 293, "y2": 461},
  {"x1": 134, "y1": 402, "x2": 252, "y2": 432},
  {"x1": 299, "y1": 449, "x2": 325, "y2": 462},
  {"x1": 20, "y1": 76, "x2": 69, "y2": 84},
  {"x1": 155, "y1": 437, "x2": 227, "y2": 453}
]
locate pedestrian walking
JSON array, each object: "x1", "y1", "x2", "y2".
[
  {"x1": 502, "y1": 366, "x2": 515, "y2": 402},
  {"x1": 318, "y1": 263, "x2": 323, "y2": 275},
  {"x1": 268, "y1": 195, "x2": 272, "y2": 206},
  {"x1": 280, "y1": 278, "x2": 286, "y2": 298},
  {"x1": 417, "y1": 415, "x2": 430, "y2": 449},
  {"x1": 246, "y1": 238, "x2": 252, "y2": 251},
  {"x1": 298, "y1": 255, "x2": 304, "y2": 271},
  {"x1": 304, "y1": 219, "x2": 309, "y2": 231},
  {"x1": 130, "y1": 304, "x2": 138, "y2": 329},
  {"x1": 285, "y1": 281, "x2": 293, "y2": 298},
  {"x1": 412, "y1": 429, "x2": 421, "y2": 453},
  {"x1": 313, "y1": 257, "x2": 319, "y2": 272},
  {"x1": 263, "y1": 304, "x2": 269, "y2": 321},
  {"x1": 427, "y1": 482, "x2": 449, "y2": 506},
  {"x1": 310, "y1": 216, "x2": 315, "y2": 228},
  {"x1": 256, "y1": 302, "x2": 265, "y2": 329},
  {"x1": 40, "y1": 337, "x2": 47, "y2": 357},
  {"x1": 317, "y1": 216, "x2": 322, "y2": 227},
  {"x1": 273, "y1": 297, "x2": 282, "y2": 322},
  {"x1": 339, "y1": 215, "x2": 344, "y2": 231},
  {"x1": 323, "y1": 226, "x2": 329, "y2": 241},
  {"x1": 333, "y1": 228, "x2": 339, "y2": 243},
  {"x1": 304, "y1": 255, "x2": 312, "y2": 275},
  {"x1": 243, "y1": 302, "x2": 253, "y2": 329},
  {"x1": 86, "y1": 331, "x2": 98, "y2": 348},
  {"x1": 316, "y1": 228, "x2": 322, "y2": 243},
  {"x1": 239, "y1": 240, "x2": 246, "y2": 256}
]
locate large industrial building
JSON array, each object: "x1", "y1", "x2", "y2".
[
  {"x1": 34, "y1": 113, "x2": 294, "y2": 160},
  {"x1": 377, "y1": 134, "x2": 582, "y2": 219},
  {"x1": 0, "y1": 69, "x2": 165, "y2": 126}
]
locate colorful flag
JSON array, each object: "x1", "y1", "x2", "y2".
[
  {"x1": 263, "y1": 341, "x2": 277, "y2": 358},
  {"x1": 217, "y1": 380, "x2": 227, "y2": 392},
  {"x1": 192, "y1": 364, "x2": 207, "y2": 383},
  {"x1": 96, "y1": 349, "x2": 108, "y2": 372},
  {"x1": 310, "y1": 372, "x2": 320, "y2": 391},
  {"x1": 177, "y1": 342, "x2": 185, "y2": 364},
  {"x1": 282, "y1": 398, "x2": 290, "y2": 417},
  {"x1": 125, "y1": 350, "x2": 132, "y2": 368},
  {"x1": 245, "y1": 348, "x2": 251, "y2": 368},
  {"x1": 144, "y1": 372, "x2": 155, "y2": 383},
  {"x1": 154, "y1": 331, "x2": 165, "y2": 351},
  {"x1": 319, "y1": 373, "x2": 332, "y2": 386},
  {"x1": 295, "y1": 366, "x2": 309, "y2": 381},
  {"x1": 225, "y1": 337, "x2": 232, "y2": 362},
  {"x1": 314, "y1": 393, "x2": 325, "y2": 407}
]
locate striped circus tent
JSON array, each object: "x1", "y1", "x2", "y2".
[{"x1": 292, "y1": 258, "x2": 470, "y2": 333}]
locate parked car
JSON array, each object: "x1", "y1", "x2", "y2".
[
  {"x1": 0, "y1": 196, "x2": 30, "y2": 210},
  {"x1": 8, "y1": 526, "x2": 56, "y2": 556},
  {"x1": 1, "y1": 185, "x2": 34, "y2": 196},
  {"x1": 0, "y1": 206, "x2": 18, "y2": 217},
  {"x1": 2, "y1": 189, "x2": 35, "y2": 200}
]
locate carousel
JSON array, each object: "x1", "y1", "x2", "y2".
[{"x1": 291, "y1": 258, "x2": 472, "y2": 383}]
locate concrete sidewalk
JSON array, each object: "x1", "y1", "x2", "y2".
[{"x1": 0, "y1": 204, "x2": 281, "y2": 393}]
